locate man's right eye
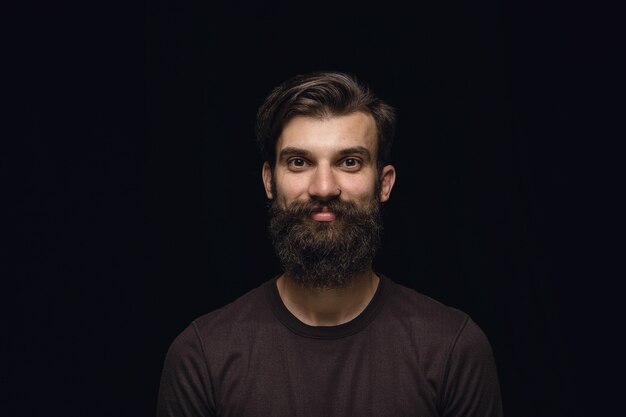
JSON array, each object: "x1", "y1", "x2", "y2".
[{"x1": 288, "y1": 158, "x2": 308, "y2": 168}]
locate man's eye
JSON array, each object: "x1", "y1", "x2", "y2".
[
  {"x1": 341, "y1": 158, "x2": 361, "y2": 168},
  {"x1": 288, "y1": 158, "x2": 307, "y2": 168}
]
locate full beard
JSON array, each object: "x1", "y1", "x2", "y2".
[{"x1": 268, "y1": 197, "x2": 383, "y2": 289}]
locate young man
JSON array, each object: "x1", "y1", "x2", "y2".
[{"x1": 156, "y1": 72, "x2": 503, "y2": 417}]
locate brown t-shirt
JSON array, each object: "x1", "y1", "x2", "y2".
[{"x1": 156, "y1": 275, "x2": 503, "y2": 417}]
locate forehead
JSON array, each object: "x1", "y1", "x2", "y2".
[{"x1": 276, "y1": 112, "x2": 378, "y2": 155}]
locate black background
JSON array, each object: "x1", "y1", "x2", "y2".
[{"x1": 10, "y1": 0, "x2": 614, "y2": 416}]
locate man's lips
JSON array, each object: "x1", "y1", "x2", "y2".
[{"x1": 310, "y1": 207, "x2": 337, "y2": 222}]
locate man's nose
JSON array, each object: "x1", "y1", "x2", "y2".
[{"x1": 308, "y1": 165, "x2": 341, "y2": 201}]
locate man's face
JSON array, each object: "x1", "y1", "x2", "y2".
[
  {"x1": 262, "y1": 111, "x2": 395, "y2": 211},
  {"x1": 262, "y1": 112, "x2": 396, "y2": 288}
]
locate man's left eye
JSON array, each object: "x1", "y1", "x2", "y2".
[{"x1": 341, "y1": 158, "x2": 361, "y2": 168}]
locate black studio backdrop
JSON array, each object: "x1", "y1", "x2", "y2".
[{"x1": 11, "y1": 1, "x2": 606, "y2": 416}]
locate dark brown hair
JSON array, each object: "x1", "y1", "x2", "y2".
[{"x1": 256, "y1": 71, "x2": 396, "y2": 169}]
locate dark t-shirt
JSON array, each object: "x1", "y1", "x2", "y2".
[{"x1": 157, "y1": 275, "x2": 503, "y2": 417}]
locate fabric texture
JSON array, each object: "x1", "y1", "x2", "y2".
[{"x1": 157, "y1": 275, "x2": 503, "y2": 417}]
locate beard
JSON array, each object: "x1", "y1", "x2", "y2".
[{"x1": 268, "y1": 195, "x2": 383, "y2": 289}]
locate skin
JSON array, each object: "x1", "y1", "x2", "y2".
[{"x1": 262, "y1": 112, "x2": 396, "y2": 326}]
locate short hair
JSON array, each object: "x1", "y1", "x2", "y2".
[{"x1": 256, "y1": 71, "x2": 396, "y2": 169}]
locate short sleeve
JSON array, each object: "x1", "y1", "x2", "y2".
[
  {"x1": 156, "y1": 322, "x2": 216, "y2": 417},
  {"x1": 440, "y1": 317, "x2": 503, "y2": 417}
]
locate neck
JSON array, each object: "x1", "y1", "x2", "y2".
[{"x1": 276, "y1": 269, "x2": 380, "y2": 326}]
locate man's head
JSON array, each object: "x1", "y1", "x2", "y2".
[{"x1": 256, "y1": 72, "x2": 397, "y2": 288}]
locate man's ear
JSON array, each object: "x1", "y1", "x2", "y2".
[
  {"x1": 262, "y1": 162, "x2": 274, "y2": 199},
  {"x1": 379, "y1": 165, "x2": 396, "y2": 203}
]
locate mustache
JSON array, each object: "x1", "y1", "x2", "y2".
[{"x1": 270, "y1": 199, "x2": 365, "y2": 220}]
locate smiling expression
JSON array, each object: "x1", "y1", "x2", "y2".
[{"x1": 262, "y1": 111, "x2": 396, "y2": 220}]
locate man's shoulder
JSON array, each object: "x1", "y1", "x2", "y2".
[
  {"x1": 386, "y1": 277, "x2": 467, "y2": 319},
  {"x1": 161, "y1": 279, "x2": 276, "y2": 372},
  {"x1": 382, "y1": 276, "x2": 472, "y2": 340},
  {"x1": 191, "y1": 278, "x2": 275, "y2": 334}
]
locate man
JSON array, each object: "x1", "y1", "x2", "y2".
[{"x1": 156, "y1": 72, "x2": 503, "y2": 417}]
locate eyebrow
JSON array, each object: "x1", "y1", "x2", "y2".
[
  {"x1": 337, "y1": 146, "x2": 372, "y2": 161},
  {"x1": 278, "y1": 147, "x2": 312, "y2": 161},
  {"x1": 278, "y1": 146, "x2": 372, "y2": 162}
]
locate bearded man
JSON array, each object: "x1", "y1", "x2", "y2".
[{"x1": 156, "y1": 72, "x2": 503, "y2": 417}]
